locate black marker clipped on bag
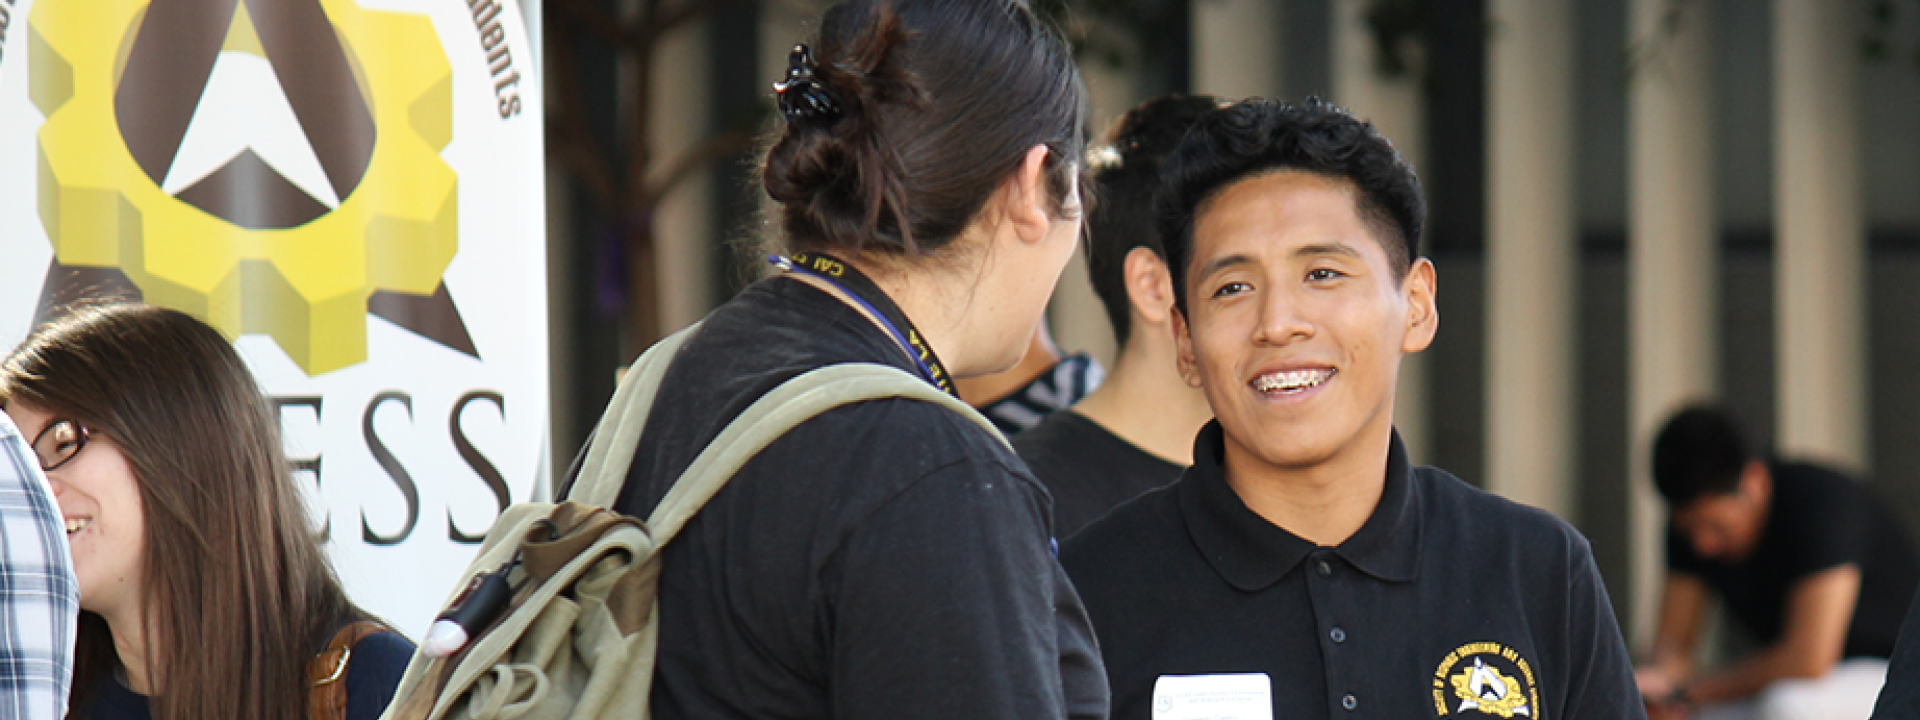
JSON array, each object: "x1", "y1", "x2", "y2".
[{"x1": 422, "y1": 556, "x2": 518, "y2": 657}]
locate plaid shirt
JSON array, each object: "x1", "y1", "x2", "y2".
[{"x1": 0, "y1": 410, "x2": 78, "y2": 720}]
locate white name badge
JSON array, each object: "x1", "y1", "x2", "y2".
[{"x1": 1151, "y1": 673, "x2": 1274, "y2": 720}]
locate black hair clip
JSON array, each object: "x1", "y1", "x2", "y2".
[{"x1": 773, "y1": 44, "x2": 842, "y2": 123}]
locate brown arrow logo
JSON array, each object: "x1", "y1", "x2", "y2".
[{"x1": 115, "y1": 0, "x2": 375, "y2": 229}]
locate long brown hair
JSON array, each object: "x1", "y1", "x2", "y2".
[{"x1": 0, "y1": 304, "x2": 361, "y2": 720}]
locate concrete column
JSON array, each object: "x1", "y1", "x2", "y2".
[
  {"x1": 1485, "y1": 0, "x2": 1577, "y2": 516},
  {"x1": 1049, "y1": 218, "x2": 1117, "y2": 366},
  {"x1": 1193, "y1": 0, "x2": 1283, "y2": 101},
  {"x1": 1332, "y1": 0, "x2": 1429, "y2": 462},
  {"x1": 1626, "y1": 0, "x2": 1717, "y2": 648},
  {"x1": 650, "y1": 14, "x2": 715, "y2": 334},
  {"x1": 1773, "y1": 0, "x2": 1867, "y2": 469}
]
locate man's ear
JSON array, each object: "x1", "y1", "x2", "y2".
[
  {"x1": 1125, "y1": 247, "x2": 1175, "y2": 326},
  {"x1": 1172, "y1": 307, "x2": 1204, "y2": 388},
  {"x1": 1401, "y1": 258, "x2": 1438, "y2": 353},
  {"x1": 1003, "y1": 145, "x2": 1054, "y2": 245},
  {"x1": 1739, "y1": 460, "x2": 1772, "y2": 500}
]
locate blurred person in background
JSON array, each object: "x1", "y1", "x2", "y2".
[
  {"x1": 1014, "y1": 93, "x2": 1219, "y2": 538},
  {"x1": 0, "y1": 305, "x2": 413, "y2": 720},
  {"x1": 1639, "y1": 405, "x2": 1918, "y2": 720},
  {"x1": 0, "y1": 407, "x2": 78, "y2": 720},
  {"x1": 957, "y1": 326, "x2": 1104, "y2": 435}
]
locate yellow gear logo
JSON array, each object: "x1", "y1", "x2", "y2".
[{"x1": 30, "y1": 0, "x2": 457, "y2": 375}]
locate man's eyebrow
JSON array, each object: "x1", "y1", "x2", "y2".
[
  {"x1": 1193, "y1": 243, "x2": 1366, "y2": 280},
  {"x1": 1293, "y1": 242, "x2": 1363, "y2": 259},
  {"x1": 1194, "y1": 253, "x2": 1256, "y2": 280}
]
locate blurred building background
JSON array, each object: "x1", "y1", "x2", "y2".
[{"x1": 538, "y1": 0, "x2": 1920, "y2": 652}]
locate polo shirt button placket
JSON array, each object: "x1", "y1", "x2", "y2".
[{"x1": 1341, "y1": 693, "x2": 1357, "y2": 711}]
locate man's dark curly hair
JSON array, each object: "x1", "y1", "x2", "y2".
[
  {"x1": 1156, "y1": 97, "x2": 1425, "y2": 313},
  {"x1": 1652, "y1": 405, "x2": 1753, "y2": 507}
]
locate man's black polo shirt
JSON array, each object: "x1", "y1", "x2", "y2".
[{"x1": 1061, "y1": 421, "x2": 1644, "y2": 720}]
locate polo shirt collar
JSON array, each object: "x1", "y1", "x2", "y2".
[{"x1": 1178, "y1": 421, "x2": 1422, "y2": 591}]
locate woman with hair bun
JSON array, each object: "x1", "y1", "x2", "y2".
[{"x1": 598, "y1": 0, "x2": 1104, "y2": 718}]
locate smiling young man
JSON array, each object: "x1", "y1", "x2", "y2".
[{"x1": 1059, "y1": 98, "x2": 1643, "y2": 720}]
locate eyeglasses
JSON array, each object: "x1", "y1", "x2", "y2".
[{"x1": 31, "y1": 419, "x2": 90, "y2": 472}]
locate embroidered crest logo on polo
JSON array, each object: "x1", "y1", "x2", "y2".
[{"x1": 1433, "y1": 642, "x2": 1541, "y2": 718}]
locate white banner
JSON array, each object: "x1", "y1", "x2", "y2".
[{"x1": 0, "y1": 0, "x2": 548, "y2": 634}]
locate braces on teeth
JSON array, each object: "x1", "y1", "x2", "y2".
[{"x1": 1256, "y1": 370, "x2": 1333, "y2": 392}]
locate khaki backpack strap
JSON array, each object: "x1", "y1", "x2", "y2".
[
  {"x1": 308, "y1": 620, "x2": 394, "y2": 720},
  {"x1": 646, "y1": 363, "x2": 1005, "y2": 546},
  {"x1": 569, "y1": 323, "x2": 703, "y2": 507}
]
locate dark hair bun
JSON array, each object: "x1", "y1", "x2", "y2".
[
  {"x1": 762, "y1": 0, "x2": 1086, "y2": 256},
  {"x1": 763, "y1": 5, "x2": 922, "y2": 241}
]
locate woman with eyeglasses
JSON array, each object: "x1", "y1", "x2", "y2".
[{"x1": 0, "y1": 304, "x2": 413, "y2": 720}]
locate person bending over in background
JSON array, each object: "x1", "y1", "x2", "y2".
[{"x1": 1638, "y1": 405, "x2": 1917, "y2": 720}]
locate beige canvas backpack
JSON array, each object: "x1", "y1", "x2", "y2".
[{"x1": 378, "y1": 324, "x2": 1004, "y2": 720}]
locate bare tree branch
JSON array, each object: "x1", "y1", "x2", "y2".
[
  {"x1": 550, "y1": 0, "x2": 629, "y2": 45},
  {"x1": 546, "y1": 26, "x2": 618, "y2": 212},
  {"x1": 654, "y1": 0, "x2": 720, "y2": 37},
  {"x1": 545, "y1": 0, "x2": 770, "y2": 349},
  {"x1": 642, "y1": 130, "x2": 759, "y2": 207},
  {"x1": 554, "y1": 135, "x2": 619, "y2": 212}
]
